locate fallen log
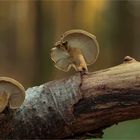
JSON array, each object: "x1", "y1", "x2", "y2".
[{"x1": 0, "y1": 56, "x2": 140, "y2": 139}]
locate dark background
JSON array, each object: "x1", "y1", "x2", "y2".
[{"x1": 0, "y1": 0, "x2": 139, "y2": 139}]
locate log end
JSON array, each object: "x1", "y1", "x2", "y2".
[{"x1": 123, "y1": 56, "x2": 136, "y2": 63}]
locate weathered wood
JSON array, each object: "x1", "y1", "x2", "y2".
[{"x1": 0, "y1": 56, "x2": 140, "y2": 139}]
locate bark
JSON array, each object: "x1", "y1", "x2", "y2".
[{"x1": 0, "y1": 56, "x2": 140, "y2": 139}]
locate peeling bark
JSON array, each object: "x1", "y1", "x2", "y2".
[{"x1": 0, "y1": 56, "x2": 140, "y2": 139}]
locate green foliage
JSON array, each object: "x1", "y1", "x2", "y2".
[{"x1": 94, "y1": 119, "x2": 140, "y2": 139}]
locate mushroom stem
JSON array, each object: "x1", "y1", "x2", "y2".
[{"x1": 69, "y1": 48, "x2": 88, "y2": 72}]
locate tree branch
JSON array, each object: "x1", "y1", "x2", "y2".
[{"x1": 0, "y1": 56, "x2": 140, "y2": 139}]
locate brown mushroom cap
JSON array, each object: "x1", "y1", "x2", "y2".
[
  {"x1": 61, "y1": 29, "x2": 99, "y2": 65},
  {"x1": 0, "y1": 77, "x2": 25, "y2": 111}
]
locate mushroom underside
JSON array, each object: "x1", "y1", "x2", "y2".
[
  {"x1": 51, "y1": 47, "x2": 72, "y2": 71},
  {"x1": 0, "y1": 91, "x2": 9, "y2": 112},
  {"x1": 63, "y1": 33, "x2": 99, "y2": 65},
  {"x1": 0, "y1": 78, "x2": 25, "y2": 111}
]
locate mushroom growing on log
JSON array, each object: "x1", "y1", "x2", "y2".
[
  {"x1": 51, "y1": 29, "x2": 99, "y2": 72},
  {"x1": 0, "y1": 77, "x2": 25, "y2": 113}
]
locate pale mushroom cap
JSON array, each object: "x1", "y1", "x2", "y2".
[
  {"x1": 0, "y1": 77, "x2": 25, "y2": 109},
  {"x1": 51, "y1": 47, "x2": 72, "y2": 72},
  {"x1": 61, "y1": 29, "x2": 99, "y2": 65}
]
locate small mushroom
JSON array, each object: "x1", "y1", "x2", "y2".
[
  {"x1": 51, "y1": 29, "x2": 99, "y2": 72},
  {"x1": 0, "y1": 77, "x2": 25, "y2": 113}
]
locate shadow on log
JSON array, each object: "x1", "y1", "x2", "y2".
[{"x1": 0, "y1": 56, "x2": 140, "y2": 139}]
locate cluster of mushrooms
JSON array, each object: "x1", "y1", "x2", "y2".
[
  {"x1": 0, "y1": 29, "x2": 99, "y2": 114},
  {"x1": 51, "y1": 29, "x2": 99, "y2": 72}
]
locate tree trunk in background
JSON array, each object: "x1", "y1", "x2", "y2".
[
  {"x1": 33, "y1": 1, "x2": 44, "y2": 85},
  {"x1": 0, "y1": 2, "x2": 18, "y2": 76},
  {"x1": 15, "y1": 1, "x2": 37, "y2": 86},
  {"x1": 38, "y1": 1, "x2": 55, "y2": 82},
  {"x1": 132, "y1": 2, "x2": 140, "y2": 60},
  {"x1": 108, "y1": 1, "x2": 134, "y2": 64}
]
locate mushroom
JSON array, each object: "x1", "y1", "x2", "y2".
[
  {"x1": 51, "y1": 29, "x2": 99, "y2": 72},
  {"x1": 0, "y1": 77, "x2": 25, "y2": 113}
]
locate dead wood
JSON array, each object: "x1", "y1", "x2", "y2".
[{"x1": 0, "y1": 56, "x2": 140, "y2": 139}]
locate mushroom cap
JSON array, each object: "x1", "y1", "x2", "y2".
[
  {"x1": 0, "y1": 77, "x2": 25, "y2": 110},
  {"x1": 51, "y1": 47, "x2": 72, "y2": 72},
  {"x1": 61, "y1": 29, "x2": 99, "y2": 65}
]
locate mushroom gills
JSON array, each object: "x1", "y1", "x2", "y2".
[
  {"x1": 0, "y1": 91, "x2": 10, "y2": 113},
  {"x1": 9, "y1": 88, "x2": 25, "y2": 109},
  {"x1": 62, "y1": 30, "x2": 99, "y2": 65},
  {"x1": 0, "y1": 77, "x2": 25, "y2": 111},
  {"x1": 51, "y1": 47, "x2": 72, "y2": 71}
]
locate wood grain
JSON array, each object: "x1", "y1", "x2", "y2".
[{"x1": 0, "y1": 56, "x2": 140, "y2": 139}]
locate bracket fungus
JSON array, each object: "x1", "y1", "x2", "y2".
[
  {"x1": 51, "y1": 29, "x2": 99, "y2": 72},
  {"x1": 0, "y1": 77, "x2": 25, "y2": 113}
]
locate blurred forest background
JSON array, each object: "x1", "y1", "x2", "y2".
[{"x1": 0, "y1": 0, "x2": 140, "y2": 139}]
